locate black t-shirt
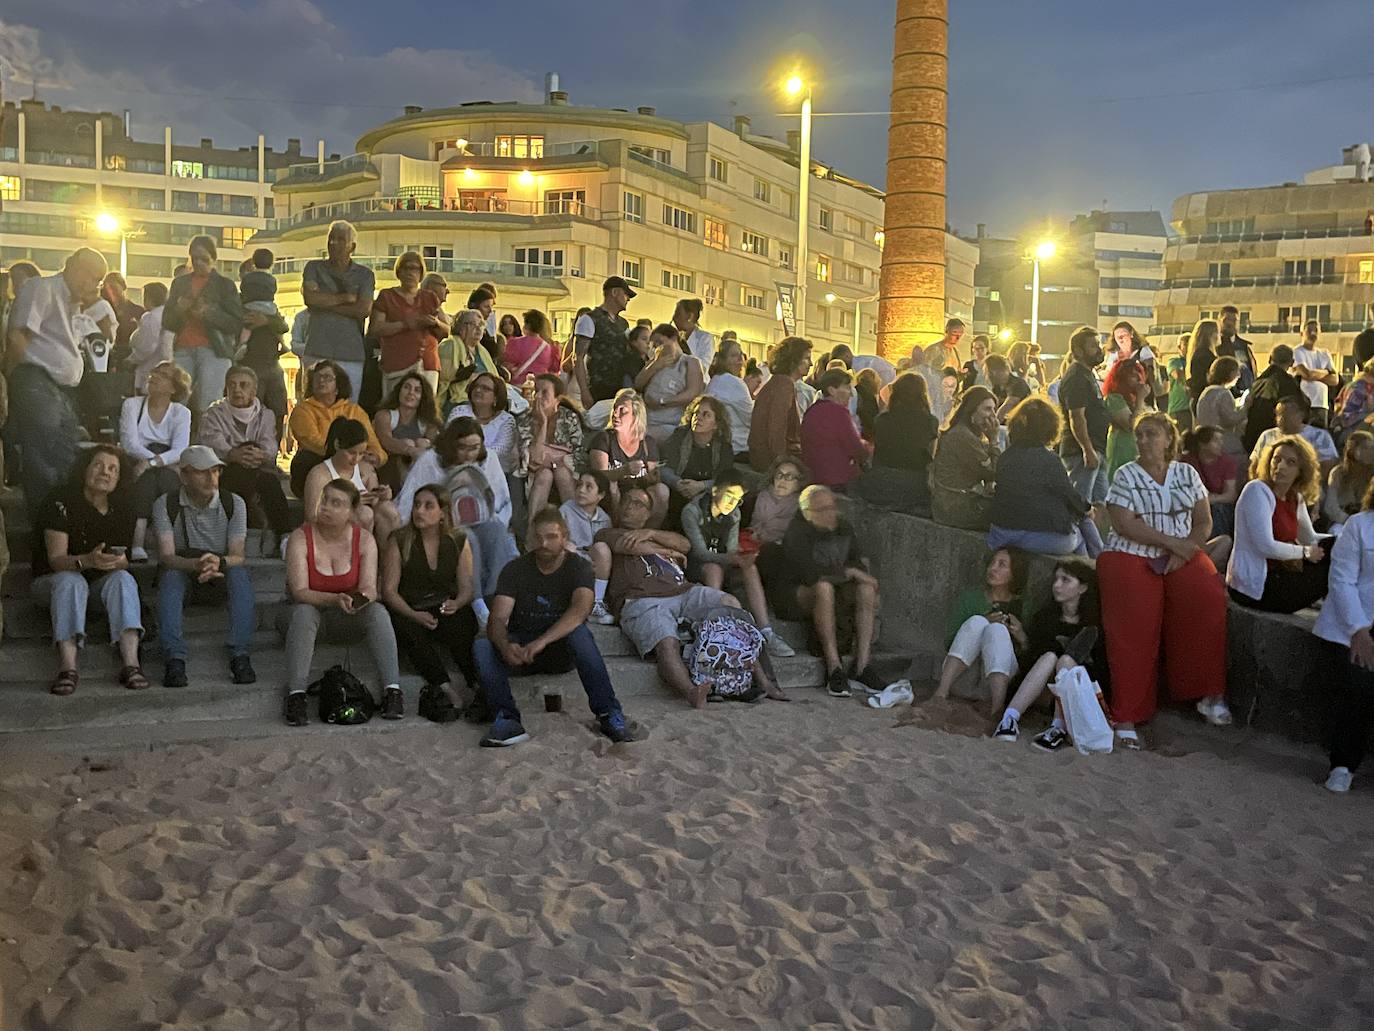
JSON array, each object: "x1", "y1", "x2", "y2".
[
  {"x1": 1058, "y1": 362, "x2": 1108, "y2": 456},
  {"x1": 1354, "y1": 328, "x2": 1374, "y2": 368},
  {"x1": 588, "y1": 430, "x2": 659, "y2": 470},
  {"x1": 33, "y1": 487, "x2": 137, "y2": 580},
  {"x1": 874, "y1": 409, "x2": 938, "y2": 472},
  {"x1": 995, "y1": 375, "x2": 1032, "y2": 409},
  {"x1": 495, "y1": 551, "x2": 594, "y2": 635},
  {"x1": 1026, "y1": 606, "x2": 1110, "y2": 693}
]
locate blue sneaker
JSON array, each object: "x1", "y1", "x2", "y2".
[
  {"x1": 480, "y1": 717, "x2": 530, "y2": 748},
  {"x1": 598, "y1": 710, "x2": 634, "y2": 744}
]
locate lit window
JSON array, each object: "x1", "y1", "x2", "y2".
[
  {"x1": 1360, "y1": 260, "x2": 1374, "y2": 285},
  {"x1": 496, "y1": 135, "x2": 544, "y2": 159},
  {"x1": 0, "y1": 176, "x2": 19, "y2": 201},
  {"x1": 815, "y1": 256, "x2": 831, "y2": 283},
  {"x1": 704, "y1": 218, "x2": 728, "y2": 250},
  {"x1": 171, "y1": 160, "x2": 204, "y2": 179},
  {"x1": 221, "y1": 227, "x2": 250, "y2": 249}
]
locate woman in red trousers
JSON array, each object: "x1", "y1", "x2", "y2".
[{"x1": 1099, "y1": 411, "x2": 1231, "y2": 749}]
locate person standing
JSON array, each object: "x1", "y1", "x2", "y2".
[
  {"x1": 129, "y1": 282, "x2": 173, "y2": 395},
  {"x1": 1058, "y1": 326, "x2": 1110, "y2": 513},
  {"x1": 162, "y1": 235, "x2": 243, "y2": 416},
  {"x1": 933, "y1": 318, "x2": 966, "y2": 370},
  {"x1": 369, "y1": 251, "x2": 448, "y2": 398},
  {"x1": 573, "y1": 276, "x2": 639, "y2": 404},
  {"x1": 748, "y1": 336, "x2": 811, "y2": 472},
  {"x1": 1217, "y1": 305, "x2": 1259, "y2": 394},
  {"x1": 1292, "y1": 320, "x2": 1339, "y2": 429},
  {"x1": 672, "y1": 298, "x2": 714, "y2": 366},
  {"x1": 705, "y1": 336, "x2": 754, "y2": 461},
  {"x1": 237, "y1": 250, "x2": 290, "y2": 435},
  {"x1": 300, "y1": 221, "x2": 375, "y2": 394},
  {"x1": 1242, "y1": 345, "x2": 1305, "y2": 455}
]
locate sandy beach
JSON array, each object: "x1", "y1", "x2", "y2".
[{"x1": 2, "y1": 694, "x2": 1372, "y2": 1030}]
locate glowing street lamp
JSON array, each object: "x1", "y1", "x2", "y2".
[
  {"x1": 1029, "y1": 239, "x2": 1057, "y2": 348},
  {"x1": 95, "y1": 212, "x2": 130, "y2": 277},
  {"x1": 783, "y1": 71, "x2": 813, "y2": 336}
]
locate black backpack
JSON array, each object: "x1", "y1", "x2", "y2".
[{"x1": 309, "y1": 665, "x2": 375, "y2": 725}]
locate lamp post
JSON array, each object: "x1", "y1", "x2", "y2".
[
  {"x1": 784, "y1": 74, "x2": 812, "y2": 337},
  {"x1": 1029, "y1": 240, "x2": 1056, "y2": 348},
  {"x1": 95, "y1": 212, "x2": 131, "y2": 278}
]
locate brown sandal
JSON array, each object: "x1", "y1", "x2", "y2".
[
  {"x1": 50, "y1": 669, "x2": 79, "y2": 696},
  {"x1": 118, "y1": 665, "x2": 149, "y2": 691}
]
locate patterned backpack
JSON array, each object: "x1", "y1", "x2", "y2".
[{"x1": 684, "y1": 607, "x2": 764, "y2": 698}]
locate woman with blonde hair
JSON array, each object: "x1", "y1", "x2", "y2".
[
  {"x1": 120, "y1": 359, "x2": 193, "y2": 561},
  {"x1": 1227, "y1": 435, "x2": 1329, "y2": 613},
  {"x1": 588, "y1": 388, "x2": 668, "y2": 523}
]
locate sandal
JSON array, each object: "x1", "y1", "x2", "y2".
[
  {"x1": 118, "y1": 665, "x2": 150, "y2": 691},
  {"x1": 1115, "y1": 729, "x2": 1141, "y2": 751},
  {"x1": 50, "y1": 669, "x2": 79, "y2": 696}
]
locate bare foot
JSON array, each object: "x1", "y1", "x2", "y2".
[
  {"x1": 686, "y1": 679, "x2": 712, "y2": 709},
  {"x1": 766, "y1": 685, "x2": 790, "y2": 701}
]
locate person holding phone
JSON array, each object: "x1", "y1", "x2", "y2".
[
  {"x1": 282, "y1": 478, "x2": 402, "y2": 725},
  {"x1": 933, "y1": 548, "x2": 1028, "y2": 714},
  {"x1": 301, "y1": 417, "x2": 399, "y2": 546}
]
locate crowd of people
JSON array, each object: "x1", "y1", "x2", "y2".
[{"x1": 3, "y1": 227, "x2": 1373, "y2": 785}]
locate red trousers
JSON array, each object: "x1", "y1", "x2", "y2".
[{"x1": 1098, "y1": 550, "x2": 1228, "y2": 724}]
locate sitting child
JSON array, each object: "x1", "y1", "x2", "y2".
[{"x1": 558, "y1": 469, "x2": 615, "y2": 625}]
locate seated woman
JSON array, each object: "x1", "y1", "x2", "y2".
[
  {"x1": 1227, "y1": 434, "x2": 1330, "y2": 613},
  {"x1": 681, "y1": 468, "x2": 794, "y2": 659},
  {"x1": 859, "y1": 371, "x2": 939, "y2": 515},
  {"x1": 501, "y1": 309, "x2": 562, "y2": 386},
  {"x1": 1180, "y1": 425, "x2": 1241, "y2": 538},
  {"x1": 381, "y1": 484, "x2": 479, "y2": 723},
  {"x1": 288, "y1": 360, "x2": 386, "y2": 496},
  {"x1": 119, "y1": 360, "x2": 192, "y2": 561},
  {"x1": 587, "y1": 389, "x2": 669, "y2": 526},
  {"x1": 1194, "y1": 356, "x2": 1247, "y2": 464},
  {"x1": 1313, "y1": 479, "x2": 1374, "y2": 793},
  {"x1": 199, "y1": 364, "x2": 292, "y2": 551},
  {"x1": 301, "y1": 418, "x2": 400, "y2": 544},
  {"x1": 1331, "y1": 357, "x2": 1374, "y2": 446},
  {"x1": 31, "y1": 445, "x2": 146, "y2": 695},
  {"x1": 1099, "y1": 412, "x2": 1231, "y2": 749},
  {"x1": 988, "y1": 397, "x2": 1100, "y2": 557},
  {"x1": 661, "y1": 395, "x2": 734, "y2": 530},
  {"x1": 991, "y1": 557, "x2": 1108, "y2": 750},
  {"x1": 636, "y1": 323, "x2": 704, "y2": 444},
  {"x1": 932, "y1": 548, "x2": 1028, "y2": 715},
  {"x1": 749, "y1": 456, "x2": 806, "y2": 548},
  {"x1": 373, "y1": 371, "x2": 441, "y2": 491},
  {"x1": 395, "y1": 417, "x2": 517, "y2": 609},
  {"x1": 1323, "y1": 430, "x2": 1374, "y2": 534},
  {"x1": 931, "y1": 386, "x2": 1000, "y2": 530},
  {"x1": 854, "y1": 367, "x2": 883, "y2": 440},
  {"x1": 519, "y1": 373, "x2": 585, "y2": 521},
  {"x1": 1102, "y1": 356, "x2": 1149, "y2": 482},
  {"x1": 282, "y1": 478, "x2": 403, "y2": 726},
  {"x1": 447, "y1": 371, "x2": 522, "y2": 499},
  {"x1": 801, "y1": 368, "x2": 868, "y2": 491}
]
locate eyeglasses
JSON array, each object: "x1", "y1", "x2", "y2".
[{"x1": 775, "y1": 471, "x2": 801, "y2": 481}]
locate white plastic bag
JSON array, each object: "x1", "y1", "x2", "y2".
[{"x1": 1049, "y1": 665, "x2": 1113, "y2": 755}]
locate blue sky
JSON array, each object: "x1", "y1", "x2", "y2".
[{"x1": 2, "y1": 0, "x2": 1370, "y2": 236}]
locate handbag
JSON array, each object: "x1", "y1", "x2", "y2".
[{"x1": 1049, "y1": 666, "x2": 1113, "y2": 755}]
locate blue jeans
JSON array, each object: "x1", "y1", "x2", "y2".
[
  {"x1": 157, "y1": 566, "x2": 255, "y2": 660},
  {"x1": 32, "y1": 570, "x2": 142, "y2": 646},
  {"x1": 988, "y1": 524, "x2": 1083, "y2": 557},
  {"x1": 175, "y1": 348, "x2": 233, "y2": 416},
  {"x1": 6, "y1": 364, "x2": 81, "y2": 521},
  {"x1": 1064, "y1": 453, "x2": 1110, "y2": 506},
  {"x1": 467, "y1": 519, "x2": 519, "y2": 599},
  {"x1": 474, "y1": 623, "x2": 620, "y2": 724}
]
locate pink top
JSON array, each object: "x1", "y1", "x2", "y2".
[
  {"x1": 801, "y1": 398, "x2": 869, "y2": 489},
  {"x1": 501, "y1": 335, "x2": 560, "y2": 384}
]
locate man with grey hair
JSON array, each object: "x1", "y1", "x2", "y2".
[
  {"x1": 5, "y1": 247, "x2": 108, "y2": 517},
  {"x1": 301, "y1": 220, "x2": 374, "y2": 395}
]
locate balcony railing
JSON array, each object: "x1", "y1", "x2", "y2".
[
  {"x1": 1169, "y1": 226, "x2": 1374, "y2": 247},
  {"x1": 24, "y1": 150, "x2": 96, "y2": 169},
  {"x1": 626, "y1": 149, "x2": 694, "y2": 181},
  {"x1": 443, "y1": 139, "x2": 603, "y2": 159},
  {"x1": 1157, "y1": 273, "x2": 1369, "y2": 291},
  {"x1": 1152, "y1": 320, "x2": 1371, "y2": 337},
  {"x1": 276, "y1": 153, "x2": 376, "y2": 187},
  {"x1": 262, "y1": 194, "x2": 602, "y2": 232},
  {"x1": 271, "y1": 254, "x2": 576, "y2": 282}
]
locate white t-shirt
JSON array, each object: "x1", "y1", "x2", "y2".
[
  {"x1": 1250, "y1": 425, "x2": 1339, "y2": 465},
  {"x1": 684, "y1": 328, "x2": 715, "y2": 366},
  {"x1": 1292, "y1": 345, "x2": 1335, "y2": 410},
  {"x1": 574, "y1": 313, "x2": 596, "y2": 339},
  {"x1": 1104, "y1": 461, "x2": 1207, "y2": 559},
  {"x1": 705, "y1": 373, "x2": 754, "y2": 454},
  {"x1": 7, "y1": 273, "x2": 87, "y2": 386},
  {"x1": 119, "y1": 396, "x2": 192, "y2": 465}
]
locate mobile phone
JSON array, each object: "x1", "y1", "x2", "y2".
[
  {"x1": 107, "y1": 546, "x2": 127, "y2": 557},
  {"x1": 348, "y1": 591, "x2": 372, "y2": 610}
]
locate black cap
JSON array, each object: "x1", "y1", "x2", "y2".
[{"x1": 602, "y1": 275, "x2": 637, "y2": 299}]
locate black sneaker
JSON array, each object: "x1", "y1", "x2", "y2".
[
  {"x1": 992, "y1": 715, "x2": 1019, "y2": 742},
  {"x1": 1033, "y1": 726, "x2": 1070, "y2": 752},
  {"x1": 480, "y1": 716, "x2": 530, "y2": 747},
  {"x1": 598, "y1": 710, "x2": 635, "y2": 743},
  {"x1": 851, "y1": 665, "x2": 886, "y2": 695},
  {"x1": 462, "y1": 694, "x2": 493, "y2": 725},
  {"x1": 381, "y1": 687, "x2": 404, "y2": 720},
  {"x1": 162, "y1": 658, "x2": 188, "y2": 689},
  {"x1": 1063, "y1": 627, "x2": 1099, "y2": 666},
  {"x1": 826, "y1": 667, "x2": 851, "y2": 698},
  {"x1": 229, "y1": 654, "x2": 256, "y2": 685},
  {"x1": 284, "y1": 692, "x2": 308, "y2": 726},
  {"x1": 417, "y1": 684, "x2": 458, "y2": 723}
]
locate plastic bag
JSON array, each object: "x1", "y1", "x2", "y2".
[{"x1": 1049, "y1": 665, "x2": 1113, "y2": 755}]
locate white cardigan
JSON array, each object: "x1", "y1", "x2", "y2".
[
  {"x1": 1226, "y1": 478, "x2": 1318, "y2": 600},
  {"x1": 1314, "y1": 511, "x2": 1374, "y2": 647}
]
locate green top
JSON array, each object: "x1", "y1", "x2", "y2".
[
  {"x1": 1167, "y1": 365, "x2": 1191, "y2": 414},
  {"x1": 946, "y1": 587, "x2": 1023, "y2": 647},
  {"x1": 1103, "y1": 394, "x2": 1139, "y2": 482}
]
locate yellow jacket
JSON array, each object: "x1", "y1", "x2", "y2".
[{"x1": 288, "y1": 396, "x2": 387, "y2": 463}]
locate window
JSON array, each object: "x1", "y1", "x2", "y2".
[
  {"x1": 703, "y1": 280, "x2": 723, "y2": 307},
  {"x1": 1208, "y1": 262, "x2": 1231, "y2": 280},
  {"x1": 815, "y1": 255, "x2": 832, "y2": 283},
  {"x1": 709, "y1": 156, "x2": 727, "y2": 183},
  {"x1": 1278, "y1": 306, "x2": 1305, "y2": 330},
  {"x1": 838, "y1": 309, "x2": 851, "y2": 329},
  {"x1": 845, "y1": 214, "x2": 863, "y2": 236},
  {"x1": 662, "y1": 267, "x2": 694, "y2": 292},
  {"x1": 741, "y1": 285, "x2": 766, "y2": 311},
  {"x1": 1284, "y1": 258, "x2": 1335, "y2": 279},
  {"x1": 221, "y1": 227, "x2": 251, "y2": 249},
  {"x1": 662, "y1": 203, "x2": 697, "y2": 234},
  {"x1": 629, "y1": 145, "x2": 671, "y2": 165},
  {"x1": 544, "y1": 189, "x2": 586, "y2": 215},
  {"x1": 778, "y1": 245, "x2": 793, "y2": 271},
  {"x1": 753, "y1": 178, "x2": 771, "y2": 204},
  {"x1": 1360, "y1": 260, "x2": 1374, "y2": 284},
  {"x1": 171, "y1": 160, "x2": 204, "y2": 179},
  {"x1": 422, "y1": 246, "x2": 454, "y2": 262},
  {"x1": 704, "y1": 217, "x2": 728, "y2": 250},
  {"x1": 621, "y1": 258, "x2": 642, "y2": 286},
  {"x1": 515, "y1": 247, "x2": 564, "y2": 276},
  {"x1": 781, "y1": 189, "x2": 795, "y2": 218},
  {"x1": 433, "y1": 137, "x2": 468, "y2": 158},
  {"x1": 0, "y1": 176, "x2": 18, "y2": 201},
  {"x1": 844, "y1": 262, "x2": 863, "y2": 284},
  {"x1": 623, "y1": 190, "x2": 644, "y2": 224},
  {"x1": 818, "y1": 208, "x2": 833, "y2": 232},
  {"x1": 496, "y1": 135, "x2": 544, "y2": 159},
  {"x1": 1205, "y1": 217, "x2": 1256, "y2": 235},
  {"x1": 741, "y1": 230, "x2": 769, "y2": 257}
]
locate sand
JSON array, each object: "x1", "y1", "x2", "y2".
[{"x1": 2, "y1": 694, "x2": 1373, "y2": 1030}]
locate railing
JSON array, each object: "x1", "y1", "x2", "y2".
[
  {"x1": 1151, "y1": 321, "x2": 1371, "y2": 336},
  {"x1": 271, "y1": 254, "x2": 575, "y2": 281},
  {"x1": 1169, "y1": 226, "x2": 1374, "y2": 247},
  {"x1": 1157, "y1": 273, "x2": 1366, "y2": 291},
  {"x1": 0, "y1": 147, "x2": 17, "y2": 162},
  {"x1": 262, "y1": 194, "x2": 602, "y2": 232},
  {"x1": 276, "y1": 153, "x2": 375, "y2": 186},
  {"x1": 443, "y1": 139, "x2": 603, "y2": 159},
  {"x1": 627, "y1": 148, "x2": 694, "y2": 181},
  {"x1": 24, "y1": 150, "x2": 95, "y2": 168}
]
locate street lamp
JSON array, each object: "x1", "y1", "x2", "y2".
[
  {"x1": 784, "y1": 73, "x2": 813, "y2": 336},
  {"x1": 95, "y1": 212, "x2": 131, "y2": 278},
  {"x1": 1029, "y1": 240, "x2": 1057, "y2": 348}
]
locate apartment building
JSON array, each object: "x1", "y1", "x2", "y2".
[
  {"x1": 1, "y1": 99, "x2": 311, "y2": 285},
  {"x1": 1069, "y1": 209, "x2": 1167, "y2": 338}
]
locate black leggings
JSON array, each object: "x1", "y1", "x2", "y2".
[
  {"x1": 391, "y1": 605, "x2": 480, "y2": 688},
  {"x1": 1228, "y1": 552, "x2": 1332, "y2": 614},
  {"x1": 290, "y1": 449, "x2": 325, "y2": 497},
  {"x1": 221, "y1": 462, "x2": 292, "y2": 534},
  {"x1": 1329, "y1": 645, "x2": 1374, "y2": 772},
  {"x1": 132, "y1": 465, "x2": 182, "y2": 519}
]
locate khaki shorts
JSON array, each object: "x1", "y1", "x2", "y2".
[{"x1": 618, "y1": 585, "x2": 736, "y2": 657}]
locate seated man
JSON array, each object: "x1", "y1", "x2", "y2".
[
  {"x1": 1250, "y1": 394, "x2": 1339, "y2": 480},
  {"x1": 598, "y1": 487, "x2": 782, "y2": 708},
  {"x1": 476, "y1": 507, "x2": 633, "y2": 747},
  {"x1": 766, "y1": 485, "x2": 883, "y2": 698},
  {"x1": 151, "y1": 445, "x2": 256, "y2": 687}
]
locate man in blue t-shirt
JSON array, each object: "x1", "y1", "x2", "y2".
[{"x1": 475, "y1": 507, "x2": 633, "y2": 747}]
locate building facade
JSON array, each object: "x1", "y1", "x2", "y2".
[
  {"x1": 1153, "y1": 147, "x2": 1374, "y2": 369},
  {"x1": 250, "y1": 88, "x2": 902, "y2": 360},
  {"x1": 1, "y1": 100, "x2": 313, "y2": 285},
  {"x1": 1069, "y1": 209, "x2": 1167, "y2": 338},
  {"x1": 967, "y1": 228, "x2": 1099, "y2": 357}
]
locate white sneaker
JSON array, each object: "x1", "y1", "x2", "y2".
[
  {"x1": 130, "y1": 545, "x2": 148, "y2": 563},
  {"x1": 866, "y1": 680, "x2": 914, "y2": 709},
  {"x1": 762, "y1": 627, "x2": 795, "y2": 658},
  {"x1": 1325, "y1": 767, "x2": 1353, "y2": 793},
  {"x1": 1196, "y1": 698, "x2": 1233, "y2": 726},
  {"x1": 588, "y1": 600, "x2": 616, "y2": 626}
]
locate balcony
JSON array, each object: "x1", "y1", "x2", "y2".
[
  {"x1": 271, "y1": 254, "x2": 577, "y2": 286},
  {"x1": 443, "y1": 139, "x2": 603, "y2": 159},
  {"x1": 1170, "y1": 226, "x2": 1374, "y2": 247},
  {"x1": 1158, "y1": 273, "x2": 1352, "y2": 291},
  {"x1": 261, "y1": 194, "x2": 603, "y2": 233},
  {"x1": 1151, "y1": 320, "x2": 1371, "y2": 337},
  {"x1": 24, "y1": 150, "x2": 96, "y2": 169},
  {"x1": 275, "y1": 153, "x2": 377, "y2": 188}
]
